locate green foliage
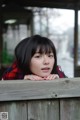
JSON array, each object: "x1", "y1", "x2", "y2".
[{"x1": 2, "y1": 49, "x2": 14, "y2": 64}]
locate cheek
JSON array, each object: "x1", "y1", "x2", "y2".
[
  {"x1": 30, "y1": 60, "x2": 41, "y2": 75},
  {"x1": 30, "y1": 59, "x2": 40, "y2": 70},
  {"x1": 51, "y1": 58, "x2": 55, "y2": 69},
  {"x1": 51, "y1": 58, "x2": 55, "y2": 65},
  {"x1": 31, "y1": 62, "x2": 37, "y2": 68}
]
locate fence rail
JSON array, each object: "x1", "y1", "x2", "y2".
[{"x1": 0, "y1": 78, "x2": 80, "y2": 120}]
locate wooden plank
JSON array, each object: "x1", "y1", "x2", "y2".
[
  {"x1": 0, "y1": 78, "x2": 80, "y2": 101},
  {"x1": 28, "y1": 100, "x2": 59, "y2": 120},
  {"x1": 60, "y1": 98, "x2": 80, "y2": 120},
  {"x1": 0, "y1": 101, "x2": 28, "y2": 120}
]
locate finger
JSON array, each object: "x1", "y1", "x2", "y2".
[
  {"x1": 32, "y1": 76, "x2": 43, "y2": 81},
  {"x1": 24, "y1": 75, "x2": 28, "y2": 80},
  {"x1": 24, "y1": 75, "x2": 32, "y2": 80},
  {"x1": 46, "y1": 75, "x2": 52, "y2": 80},
  {"x1": 54, "y1": 75, "x2": 59, "y2": 79},
  {"x1": 46, "y1": 74, "x2": 59, "y2": 80},
  {"x1": 52, "y1": 75, "x2": 59, "y2": 80}
]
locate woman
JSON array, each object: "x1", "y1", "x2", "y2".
[{"x1": 2, "y1": 35, "x2": 66, "y2": 80}]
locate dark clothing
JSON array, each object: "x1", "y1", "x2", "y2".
[{"x1": 2, "y1": 61, "x2": 66, "y2": 80}]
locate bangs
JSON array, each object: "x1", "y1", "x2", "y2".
[
  {"x1": 31, "y1": 35, "x2": 55, "y2": 57},
  {"x1": 37, "y1": 44, "x2": 53, "y2": 53},
  {"x1": 32, "y1": 44, "x2": 53, "y2": 56}
]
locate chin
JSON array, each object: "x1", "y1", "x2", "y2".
[
  {"x1": 41, "y1": 75, "x2": 49, "y2": 78},
  {"x1": 37, "y1": 73, "x2": 50, "y2": 78}
]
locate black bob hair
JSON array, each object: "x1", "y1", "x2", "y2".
[{"x1": 15, "y1": 35, "x2": 58, "y2": 74}]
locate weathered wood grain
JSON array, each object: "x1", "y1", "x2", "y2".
[
  {"x1": 28, "y1": 100, "x2": 59, "y2": 120},
  {"x1": 60, "y1": 98, "x2": 80, "y2": 120},
  {"x1": 0, "y1": 78, "x2": 80, "y2": 101},
  {"x1": 0, "y1": 78, "x2": 80, "y2": 120},
  {"x1": 0, "y1": 101, "x2": 28, "y2": 120}
]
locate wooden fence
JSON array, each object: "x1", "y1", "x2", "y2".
[{"x1": 0, "y1": 78, "x2": 80, "y2": 120}]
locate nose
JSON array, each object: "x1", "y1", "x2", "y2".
[{"x1": 43, "y1": 55, "x2": 49, "y2": 64}]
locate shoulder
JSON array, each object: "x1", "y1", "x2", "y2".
[
  {"x1": 2, "y1": 61, "x2": 24, "y2": 80},
  {"x1": 57, "y1": 65, "x2": 67, "y2": 78}
]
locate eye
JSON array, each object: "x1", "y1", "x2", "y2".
[
  {"x1": 34, "y1": 55, "x2": 40, "y2": 58},
  {"x1": 34, "y1": 53, "x2": 41, "y2": 58},
  {"x1": 48, "y1": 53, "x2": 54, "y2": 57}
]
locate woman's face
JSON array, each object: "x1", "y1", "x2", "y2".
[{"x1": 30, "y1": 50, "x2": 55, "y2": 78}]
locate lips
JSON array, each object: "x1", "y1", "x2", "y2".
[
  {"x1": 41, "y1": 68, "x2": 50, "y2": 72},
  {"x1": 41, "y1": 68, "x2": 49, "y2": 70}
]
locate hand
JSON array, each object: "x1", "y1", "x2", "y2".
[
  {"x1": 24, "y1": 75, "x2": 43, "y2": 81},
  {"x1": 44, "y1": 74, "x2": 59, "y2": 80}
]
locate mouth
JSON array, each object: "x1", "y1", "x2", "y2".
[{"x1": 41, "y1": 68, "x2": 50, "y2": 72}]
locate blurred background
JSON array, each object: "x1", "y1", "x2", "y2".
[{"x1": 0, "y1": 0, "x2": 80, "y2": 78}]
